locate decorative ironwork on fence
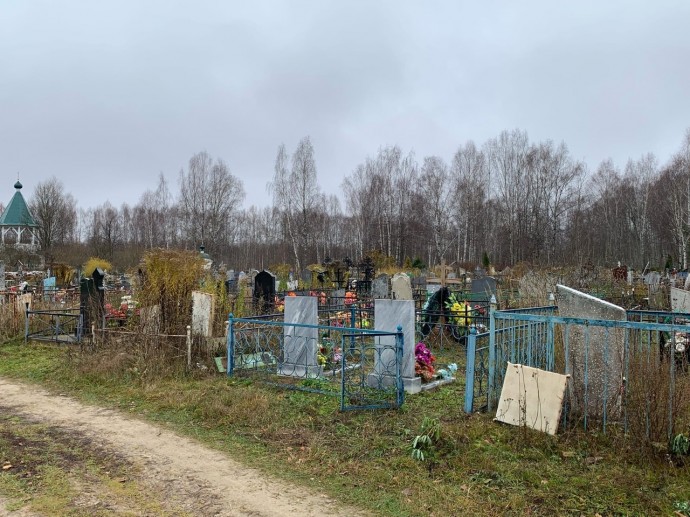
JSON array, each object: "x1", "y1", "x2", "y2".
[{"x1": 227, "y1": 315, "x2": 404, "y2": 410}]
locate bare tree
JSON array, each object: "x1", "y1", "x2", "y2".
[
  {"x1": 485, "y1": 129, "x2": 530, "y2": 264},
  {"x1": 419, "y1": 156, "x2": 454, "y2": 265},
  {"x1": 451, "y1": 141, "x2": 487, "y2": 263},
  {"x1": 178, "y1": 151, "x2": 245, "y2": 255},
  {"x1": 268, "y1": 137, "x2": 321, "y2": 271},
  {"x1": 29, "y1": 177, "x2": 77, "y2": 257},
  {"x1": 86, "y1": 202, "x2": 121, "y2": 261}
]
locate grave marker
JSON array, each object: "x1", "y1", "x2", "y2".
[
  {"x1": 372, "y1": 274, "x2": 389, "y2": 299},
  {"x1": 557, "y1": 284, "x2": 626, "y2": 418},
  {"x1": 192, "y1": 291, "x2": 215, "y2": 337},
  {"x1": 471, "y1": 276, "x2": 497, "y2": 302},
  {"x1": 253, "y1": 270, "x2": 276, "y2": 312},
  {"x1": 391, "y1": 273, "x2": 413, "y2": 300},
  {"x1": 279, "y1": 296, "x2": 321, "y2": 378},
  {"x1": 671, "y1": 287, "x2": 690, "y2": 313},
  {"x1": 371, "y1": 299, "x2": 421, "y2": 394}
]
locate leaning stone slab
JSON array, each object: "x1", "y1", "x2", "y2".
[{"x1": 557, "y1": 284, "x2": 626, "y2": 419}]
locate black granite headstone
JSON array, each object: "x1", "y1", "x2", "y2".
[{"x1": 254, "y1": 270, "x2": 276, "y2": 312}]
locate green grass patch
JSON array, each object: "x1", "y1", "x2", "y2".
[{"x1": 1, "y1": 338, "x2": 690, "y2": 516}]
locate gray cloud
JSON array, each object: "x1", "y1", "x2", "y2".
[{"x1": 2, "y1": 0, "x2": 689, "y2": 208}]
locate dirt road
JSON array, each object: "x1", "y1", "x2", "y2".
[{"x1": 0, "y1": 378, "x2": 364, "y2": 517}]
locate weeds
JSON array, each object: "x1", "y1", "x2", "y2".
[
  {"x1": 410, "y1": 416, "x2": 441, "y2": 462},
  {"x1": 670, "y1": 433, "x2": 690, "y2": 456}
]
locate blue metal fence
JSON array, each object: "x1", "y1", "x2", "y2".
[
  {"x1": 464, "y1": 303, "x2": 690, "y2": 440},
  {"x1": 226, "y1": 314, "x2": 404, "y2": 410}
]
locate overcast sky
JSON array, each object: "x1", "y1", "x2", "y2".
[{"x1": 2, "y1": 1, "x2": 690, "y2": 210}]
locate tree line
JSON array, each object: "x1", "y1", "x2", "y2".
[{"x1": 20, "y1": 128, "x2": 690, "y2": 273}]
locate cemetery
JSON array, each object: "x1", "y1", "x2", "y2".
[
  {"x1": 4, "y1": 248, "x2": 690, "y2": 514},
  {"x1": 2, "y1": 174, "x2": 690, "y2": 513},
  {"x1": 1, "y1": 246, "x2": 688, "y2": 443}
]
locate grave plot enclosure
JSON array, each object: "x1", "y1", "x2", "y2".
[{"x1": 227, "y1": 296, "x2": 404, "y2": 410}]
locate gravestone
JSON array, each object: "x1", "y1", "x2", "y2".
[
  {"x1": 286, "y1": 280, "x2": 298, "y2": 291},
  {"x1": 426, "y1": 283, "x2": 441, "y2": 295},
  {"x1": 225, "y1": 270, "x2": 237, "y2": 293},
  {"x1": 391, "y1": 273, "x2": 413, "y2": 300},
  {"x1": 332, "y1": 288, "x2": 346, "y2": 309},
  {"x1": 679, "y1": 271, "x2": 688, "y2": 287},
  {"x1": 411, "y1": 275, "x2": 426, "y2": 289},
  {"x1": 372, "y1": 274, "x2": 389, "y2": 299},
  {"x1": 627, "y1": 268, "x2": 634, "y2": 285},
  {"x1": 253, "y1": 270, "x2": 276, "y2": 312},
  {"x1": 557, "y1": 284, "x2": 626, "y2": 418},
  {"x1": 370, "y1": 299, "x2": 420, "y2": 394},
  {"x1": 192, "y1": 291, "x2": 215, "y2": 337},
  {"x1": 301, "y1": 269, "x2": 312, "y2": 284},
  {"x1": 644, "y1": 272, "x2": 661, "y2": 293},
  {"x1": 671, "y1": 287, "x2": 690, "y2": 313},
  {"x1": 0, "y1": 262, "x2": 5, "y2": 291},
  {"x1": 279, "y1": 296, "x2": 321, "y2": 378},
  {"x1": 471, "y1": 276, "x2": 497, "y2": 302},
  {"x1": 79, "y1": 268, "x2": 106, "y2": 333},
  {"x1": 43, "y1": 276, "x2": 56, "y2": 301}
]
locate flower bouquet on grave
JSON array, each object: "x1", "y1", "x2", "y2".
[
  {"x1": 318, "y1": 333, "x2": 343, "y2": 371},
  {"x1": 445, "y1": 292, "x2": 472, "y2": 341},
  {"x1": 414, "y1": 342, "x2": 436, "y2": 382}
]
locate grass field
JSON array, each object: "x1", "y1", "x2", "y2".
[{"x1": 1, "y1": 338, "x2": 689, "y2": 516}]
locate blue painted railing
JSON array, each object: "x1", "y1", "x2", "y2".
[
  {"x1": 464, "y1": 303, "x2": 689, "y2": 440},
  {"x1": 227, "y1": 314, "x2": 404, "y2": 410}
]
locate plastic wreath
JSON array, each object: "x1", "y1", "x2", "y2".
[
  {"x1": 445, "y1": 292, "x2": 473, "y2": 328},
  {"x1": 415, "y1": 342, "x2": 436, "y2": 382}
]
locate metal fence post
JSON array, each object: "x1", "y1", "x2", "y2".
[
  {"x1": 487, "y1": 295, "x2": 497, "y2": 411},
  {"x1": 227, "y1": 313, "x2": 235, "y2": 376},
  {"x1": 547, "y1": 292, "x2": 556, "y2": 370},
  {"x1": 186, "y1": 325, "x2": 192, "y2": 369},
  {"x1": 396, "y1": 325, "x2": 405, "y2": 407},
  {"x1": 349, "y1": 306, "x2": 356, "y2": 353},
  {"x1": 464, "y1": 326, "x2": 477, "y2": 413},
  {"x1": 24, "y1": 302, "x2": 30, "y2": 343}
]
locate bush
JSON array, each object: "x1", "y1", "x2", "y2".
[{"x1": 138, "y1": 249, "x2": 205, "y2": 335}]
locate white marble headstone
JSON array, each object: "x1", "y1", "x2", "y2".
[
  {"x1": 371, "y1": 299, "x2": 420, "y2": 394},
  {"x1": 279, "y1": 296, "x2": 321, "y2": 377},
  {"x1": 192, "y1": 291, "x2": 215, "y2": 337},
  {"x1": 671, "y1": 287, "x2": 690, "y2": 313},
  {"x1": 557, "y1": 284, "x2": 626, "y2": 419}
]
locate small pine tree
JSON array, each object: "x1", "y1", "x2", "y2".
[{"x1": 482, "y1": 252, "x2": 491, "y2": 269}]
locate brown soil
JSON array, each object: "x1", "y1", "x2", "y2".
[{"x1": 0, "y1": 377, "x2": 366, "y2": 517}]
